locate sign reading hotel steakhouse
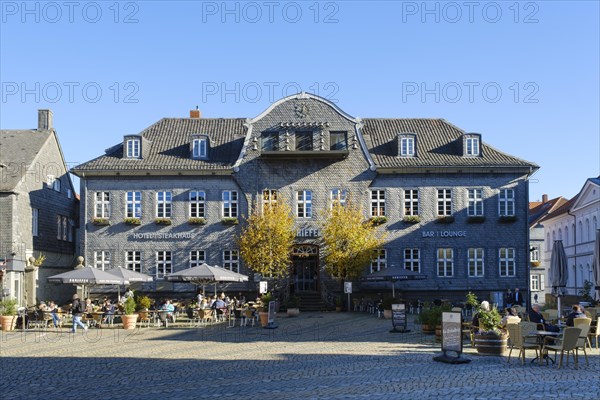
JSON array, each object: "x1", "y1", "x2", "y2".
[{"x1": 71, "y1": 92, "x2": 538, "y2": 303}]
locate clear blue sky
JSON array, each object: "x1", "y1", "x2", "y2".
[{"x1": 1, "y1": 1, "x2": 598, "y2": 201}]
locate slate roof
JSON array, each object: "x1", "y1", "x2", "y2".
[
  {"x1": 361, "y1": 119, "x2": 538, "y2": 170},
  {"x1": 72, "y1": 118, "x2": 247, "y2": 174},
  {"x1": 539, "y1": 196, "x2": 577, "y2": 223},
  {"x1": 0, "y1": 129, "x2": 52, "y2": 191},
  {"x1": 529, "y1": 197, "x2": 568, "y2": 227}
]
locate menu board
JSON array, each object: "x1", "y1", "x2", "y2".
[
  {"x1": 267, "y1": 300, "x2": 276, "y2": 324},
  {"x1": 441, "y1": 312, "x2": 462, "y2": 353},
  {"x1": 391, "y1": 303, "x2": 406, "y2": 330}
]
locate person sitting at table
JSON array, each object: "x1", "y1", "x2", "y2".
[
  {"x1": 501, "y1": 307, "x2": 521, "y2": 327},
  {"x1": 579, "y1": 305, "x2": 592, "y2": 319},
  {"x1": 211, "y1": 297, "x2": 227, "y2": 320},
  {"x1": 47, "y1": 301, "x2": 61, "y2": 328},
  {"x1": 102, "y1": 299, "x2": 115, "y2": 326},
  {"x1": 471, "y1": 300, "x2": 490, "y2": 331},
  {"x1": 161, "y1": 299, "x2": 176, "y2": 323},
  {"x1": 529, "y1": 304, "x2": 560, "y2": 332},
  {"x1": 565, "y1": 305, "x2": 585, "y2": 326}
]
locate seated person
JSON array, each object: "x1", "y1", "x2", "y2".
[
  {"x1": 501, "y1": 307, "x2": 521, "y2": 327},
  {"x1": 47, "y1": 301, "x2": 61, "y2": 328},
  {"x1": 565, "y1": 305, "x2": 585, "y2": 326},
  {"x1": 211, "y1": 297, "x2": 228, "y2": 318},
  {"x1": 102, "y1": 299, "x2": 115, "y2": 324},
  {"x1": 471, "y1": 301, "x2": 490, "y2": 331},
  {"x1": 528, "y1": 304, "x2": 559, "y2": 332},
  {"x1": 161, "y1": 299, "x2": 176, "y2": 322}
]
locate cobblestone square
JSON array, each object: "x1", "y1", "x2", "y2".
[{"x1": 1, "y1": 313, "x2": 599, "y2": 400}]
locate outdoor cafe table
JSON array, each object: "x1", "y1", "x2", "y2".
[{"x1": 527, "y1": 330, "x2": 561, "y2": 365}]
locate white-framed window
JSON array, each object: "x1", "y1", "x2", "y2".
[
  {"x1": 190, "y1": 250, "x2": 206, "y2": 268},
  {"x1": 370, "y1": 249, "x2": 387, "y2": 273},
  {"x1": 126, "y1": 139, "x2": 140, "y2": 158},
  {"x1": 94, "y1": 251, "x2": 111, "y2": 271},
  {"x1": 530, "y1": 246, "x2": 540, "y2": 262},
  {"x1": 404, "y1": 189, "x2": 419, "y2": 216},
  {"x1": 94, "y1": 192, "x2": 110, "y2": 218},
  {"x1": 56, "y1": 215, "x2": 62, "y2": 240},
  {"x1": 467, "y1": 189, "x2": 484, "y2": 216},
  {"x1": 126, "y1": 191, "x2": 142, "y2": 218},
  {"x1": 468, "y1": 248, "x2": 484, "y2": 277},
  {"x1": 156, "y1": 191, "x2": 172, "y2": 218},
  {"x1": 530, "y1": 274, "x2": 540, "y2": 291},
  {"x1": 499, "y1": 188, "x2": 515, "y2": 216},
  {"x1": 263, "y1": 189, "x2": 278, "y2": 207},
  {"x1": 32, "y1": 208, "x2": 39, "y2": 237},
  {"x1": 53, "y1": 178, "x2": 61, "y2": 192},
  {"x1": 223, "y1": 250, "x2": 239, "y2": 273},
  {"x1": 192, "y1": 138, "x2": 208, "y2": 158},
  {"x1": 330, "y1": 189, "x2": 347, "y2": 208},
  {"x1": 156, "y1": 251, "x2": 172, "y2": 278},
  {"x1": 261, "y1": 132, "x2": 279, "y2": 151},
  {"x1": 437, "y1": 248, "x2": 454, "y2": 277},
  {"x1": 67, "y1": 219, "x2": 74, "y2": 242},
  {"x1": 222, "y1": 190, "x2": 238, "y2": 218},
  {"x1": 400, "y1": 136, "x2": 415, "y2": 156},
  {"x1": 67, "y1": 189, "x2": 73, "y2": 199},
  {"x1": 126, "y1": 251, "x2": 141, "y2": 272},
  {"x1": 466, "y1": 136, "x2": 480, "y2": 156},
  {"x1": 437, "y1": 189, "x2": 452, "y2": 216},
  {"x1": 404, "y1": 248, "x2": 420, "y2": 272},
  {"x1": 370, "y1": 189, "x2": 386, "y2": 217},
  {"x1": 296, "y1": 190, "x2": 313, "y2": 218},
  {"x1": 499, "y1": 248, "x2": 516, "y2": 277},
  {"x1": 189, "y1": 191, "x2": 206, "y2": 218},
  {"x1": 330, "y1": 131, "x2": 348, "y2": 150}
]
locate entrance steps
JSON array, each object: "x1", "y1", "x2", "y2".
[{"x1": 296, "y1": 291, "x2": 331, "y2": 312}]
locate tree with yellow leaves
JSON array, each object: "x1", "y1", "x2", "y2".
[
  {"x1": 238, "y1": 201, "x2": 295, "y2": 278},
  {"x1": 321, "y1": 201, "x2": 385, "y2": 280}
]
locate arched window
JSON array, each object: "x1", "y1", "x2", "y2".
[
  {"x1": 579, "y1": 221, "x2": 583, "y2": 243},
  {"x1": 546, "y1": 233, "x2": 550, "y2": 249},
  {"x1": 585, "y1": 219, "x2": 590, "y2": 241},
  {"x1": 558, "y1": 228, "x2": 563, "y2": 241},
  {"x1": 565, "y1": 226, "x2": 569, "y2": 246},
  {"x1": 593, "y1": 216, "x2": 598, "y2": 232}
]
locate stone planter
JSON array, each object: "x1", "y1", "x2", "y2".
[
  {"x1": 121, "y1": 314, "x2": 139, "y2": 330},
  {"x1": 474, "y1": 332, "x2": 508, "y2": 355},
  {"x1": 421, "y1": 324, "x2": 435, "y2": 334},
  {"x1": 0, "y1": 315, "x2": 17, "y2": 331},
  {"x1": 286, "y1": 308, "x2": 300, "y2": 317}
]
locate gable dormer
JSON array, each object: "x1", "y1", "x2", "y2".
[
  {"x1": 462, "y1": 133, "x2": 482, "y2": 157},
  {"x1": 190, "y1": 134, "x2": 209, "y2": 159},
  {"x1": 397, "y1": 133, "x2": 417, "y2": 157},
  {"x1": 123, "y1": 134, "x2": 150, "y2": 159}
]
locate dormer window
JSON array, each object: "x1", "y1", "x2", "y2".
[
  {"x1": 330, "y1": 131, "x2": 348, "y2": 150},
  {"x1": 193, "y1": 138, "x2": 208, "y2": 158},
  {"x1": 295, "y1": 131, "x2": 313, "y2": 151},
  {"x1": 190, "y1": 134, "x2": 209, "y2": 159},
  {"x1": 126, "y1": 138, "x2": 140, "y2": 158},
  {"x1": 262, "y1": 132, "x2": 279, "y2": 151},
  {"x1": 464, "y1": 134, "x2": 481, "y2": 157},
  {"x1": 398, "y1": 133, "x2": 416, "y2": 157}
]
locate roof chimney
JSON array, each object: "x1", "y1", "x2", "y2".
[
  {"x1": 542, "y1": 194, "x2": 548, "y2": 203},
  {"x1": 190, "y1": 106, "x2": 201, "y2": 119},
  {"x1": 38, "y1": 109, "x2": 53, "y2": 130}
]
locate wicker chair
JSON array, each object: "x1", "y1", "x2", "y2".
[
  {"x1": 506, "y1": 323, "x2": 539, "y2": 365},
  {"x1": 543, "y1": 327, "x2": 582, "y2": 369}
]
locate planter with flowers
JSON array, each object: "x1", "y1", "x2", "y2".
[
  {"x1": 0, "y1": 298, "x2": 18, "y2": 332},
  {"x1": 121, "y1": 296, "x2": 138, "y2": 330}
]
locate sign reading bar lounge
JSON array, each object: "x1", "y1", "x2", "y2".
[
  {"x1": 131, "y1": 232, "x2": 196, "y2": 240},
  {"x1": 422, "y1": 230, "x2": 467, "y2": 238}
]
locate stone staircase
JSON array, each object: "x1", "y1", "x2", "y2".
[{"x1": 296, "y1": 291, "x2": 331, "y2": 312}]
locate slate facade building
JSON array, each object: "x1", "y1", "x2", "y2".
[{"x1": 72, "y1": 93, "x2": 538, "y2": 305}]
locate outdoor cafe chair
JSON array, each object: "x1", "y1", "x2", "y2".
[
  {"x1": 542, "y1": 327, "x2": 581, "y2": 369},
  {"x1": 588, "y1": 318, "x2": 600, "y2": 350},
  {"x1": 242, "y1": 309, "x2": 256, "y2": 326},
  {"x1": 573, "y1": 317, "x2": 592, "y2": 349},
  {"x1": 506, "y1": 323, "x2": 539, "y2": 365},
  {"x1": 137, "y1": 311, "x2": 152, "y2": 328}
]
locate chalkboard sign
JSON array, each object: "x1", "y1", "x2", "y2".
[
  {"x1": 391, "y1": 303, "x2": 406, "y2": 331},
  {"x1": 441, "y1": 312, "x2": 462, "y2": 353}
]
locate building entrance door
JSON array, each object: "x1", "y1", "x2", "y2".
[{"x1": 291, "y1": 244, "x2": 319, "y2": 293}]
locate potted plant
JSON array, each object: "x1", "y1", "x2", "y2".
[
  {"x1": 418, "y1": 304, "x2": 436, "y2": 334},
  {"x1": 403, "y1": 215, "x2": 421, "y2": 224},
  {"x1": 154, "y1": 218, "x2": 172, "y2": 225},
  {"x1": 473, "y1": 303, "x2": 507, "y2": 355},
  {"x1": 0, "y1": 297, "x2": 18, "y2": 332},
  {"x1": 286, "y1": 295, "x2": 300, "y2": 317},
  {"x1": 121, "y1": 296, "x2": 138, "y2": 330},
  {"x1": 259, "y1": 292, "x2": 273, "y2": 327},
  {"x1": 137, "y1": 295, "x2": 151, "y2": 311},
  {"x1": 92, "y1": 218, "x2": 110, "y2": 226},
  {"x1": 369, "y1": 216, "x2": 387, "y2": 225}
]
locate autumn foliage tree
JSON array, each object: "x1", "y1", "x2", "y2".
[
  {"x1": 321, "y1": 201, "x2": 385, "y2": 281},
  {"x1": 238, "y1": 202, "x2": 295, "y2": 278}
]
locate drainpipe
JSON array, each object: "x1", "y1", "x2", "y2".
[
  {"x1": 567, "y1": 209, "x2": 577, "y2": 296},
  {"x1": 83, "y1": 172, "x2": 87, "y2": 269}
]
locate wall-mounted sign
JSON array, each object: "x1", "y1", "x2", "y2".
[
  {"x1": 131, "y1": 232, "x2": 196, "y2": 240},
  {"x1": 422, "y1": 231, "x2": 467, "y2": 238},
  {"x1": 296, "y1": 228, "x2": 319, "y2": 238}
]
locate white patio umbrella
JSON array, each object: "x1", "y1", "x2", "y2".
[
  {"x1": 549, "y1": 240, "x2": 569, "y2": 321},
  {"x1": 165, "y1": 263, "x2": 248, "y2": 295},
  {"x1": 105, "y1": 266, "x2": 154, "y2": 300},
  {"x1": 47, "y1": 266, "x2": 126, "y2": 298},
  {"x1": 592, "y1": 230, "x2": 600, "y2": 301}
]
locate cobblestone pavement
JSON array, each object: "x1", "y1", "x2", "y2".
[{"x1": 1, "y1": 312, "x2": 599, "y2": 400}]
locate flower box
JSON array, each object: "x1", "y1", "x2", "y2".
[
  {"x1": 467, "y1": 216, "x2": 486, "y2": 223},
  {"x1": 124, "y1": 218, "x2": 141, "y2": 225},
  {"x1": 369, "y1": 216, "x2": 388, "y2": 225},
  {"x1": 531, "y1": 261, "x2": 541, "y2": 267},
  {"x1": 435, "y1": 216, "x2": 455, "y2": 224},
  {"x1": 498, "y1": 215, "x2": 517, "y2": 223},
  {"x1": 403, "y1": 216, "x2": 421, "y2": 224},
  {"x1": 221, "y1": 217, "x2": 239, "y2": 225},
  {"x1": 154, "y1": 218, "x2": 172, "y2": 225},
  {"x1": 92, "y1": 218, "x2": 110, "y2": 226},
  {"x1": 188, "y1": 217, "x2": 207, "y2": 225}
]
